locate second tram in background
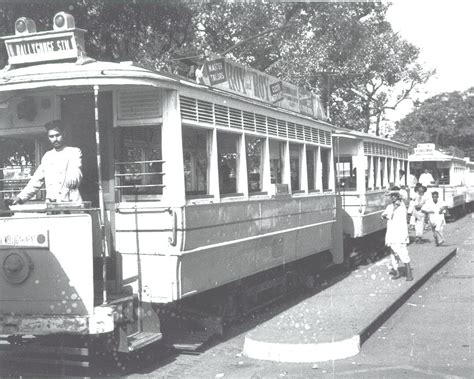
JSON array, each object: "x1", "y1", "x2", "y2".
[
  {"x1": 334, "y1": 130, "x2": 410, "y2": 264},
  {"x1": 409, "y1": 143, "x2": 469, "y2": 218}
]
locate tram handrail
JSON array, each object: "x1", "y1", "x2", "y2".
[
  {"x1": 114, "y1": 205, "x2": 177, "y2": 246},
  {"x1": 115, "y1": 206, "x2": 172, "y2": 214}
]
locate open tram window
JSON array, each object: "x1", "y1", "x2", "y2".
[
  {"x1": 366, "y1": 156, "x2": 371, "y2": 190},
  {"x1": 0, "y1": 137, "x2": 45, "y2": 201},
  {"x1": 217, "y1": 131, "x2": 240, "y2": 196},
  {"x1": 269, "y1": 139, "x2": 284, "y2": 185},
  {"x1": 115, "y1": 126, "x2": 163, "y2": 201},
  {"x1": 246, "y1": 136, "x2": 265, "y2": 193},
  {"x1": 321, "y1": 148, "x2": 331, "y2": 191},
  {"x1": 183, "y1": 127, "x2": 209, "y2": 197},
  {"x1": 373, "y1": 157, "x2": 379, "y2": 189},
  {"x1": 380, "y1": 157, "x2": 385, "y2": 188},
  {"x1": 306, "y1": 147, "x2": 316, "y2": 191},
  {"x1": 289, "y1": 143, "x2": 302, "y2": 192},
  {"x1": 336, "y1": 157, "x2": 356, "y2": 191}
]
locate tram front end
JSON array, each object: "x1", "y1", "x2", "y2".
[{"x1": 0, "y1": 206, "x2": 118, "y2": 345}]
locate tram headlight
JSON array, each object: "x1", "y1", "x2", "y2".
[
  {"x1": 14, "y1": 17, "x2": 36, "y2": 35},
  {"x1": 1, "y1": 250, "x2": 34, "y2": 285},
  {"x1": 53, "y1": 12, "x2": 75, "y2": 30}
]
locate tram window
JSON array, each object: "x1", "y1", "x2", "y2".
[
  {"x1": 387, "y1": 159, "x2": 392, "y2": 186},
  {"x1": 183, "y1": 127, "x2": 209, "y2": 197},
  {"x1": 0, "y1": 137, "x2": 44, "y2": 201},
  {"x1": 336, "y1": 157, "x2": 356, "y2": 191},
  {"x1": 217, "y1": 132, "x2": 240, "y2": 195},
  {"x1": 380, "y1": 157, "x2": 385, "y2": 188},
  {"x1": 269, "y1": 139, "x2": 284, "y2": 184},
  {"x1": 289, "y1": 144, "x2": 301, "y2": 191},
  {"x1": 366, "y1": 156, "x2": 371, "y2": 189},
  {"x1": 306, "y1": 148, "x2": 316, "y2": 191},
  {"x1": 246, "y1": 136, "x2": 265, "y2": 193},
  {"x1": 116, "y1": 126, "x2": 163, "y2": 201},
  {"x1": 438, "y1": 168, "x2": 450, "y2": 185},
  {"x1": 373, "y1": 158, "x2": 379, "y2": 189},
  {"x1": 321, "y1": 148, "x2": 330, "y2": 191}
]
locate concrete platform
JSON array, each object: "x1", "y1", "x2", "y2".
[{"x1": 242, "y1": 240, "x2": 457, "y2": 363}]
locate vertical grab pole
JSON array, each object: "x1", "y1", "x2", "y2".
[{"x1": 94, "y1": 85, "x2": 109, "y2": 304}]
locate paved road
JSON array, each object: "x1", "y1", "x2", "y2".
[{"x1": 131, "y1": 214, "x2": 473, "y2": 379}]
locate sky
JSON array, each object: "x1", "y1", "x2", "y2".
[{"x1": 385, "y1": 0, "x2": 474, "y2": 120}]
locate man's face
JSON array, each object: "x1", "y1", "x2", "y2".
[
  {"x1": 47, "y1": 128, "x2": 65, "y2": 149},
  {"x1": 432, "y1": 193, "x2": 439, "y2": 202}
]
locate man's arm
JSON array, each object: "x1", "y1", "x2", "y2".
[
  {"x1": 12, "y1": 163, "x2": 46, "y2": 204},
  {"x1": 64, "y1": 147, "x2": 83, "y2": 189}
]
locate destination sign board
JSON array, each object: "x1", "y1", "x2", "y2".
[
  {"x1": 200, "y1": 55, "x2": 326, "y2": 121},
  {"x1": 414, "y1": 143, "x2": 435, "y2": 155},
  {"x1": 1, "y1": 29, "x2": 86, "y2": 65}
]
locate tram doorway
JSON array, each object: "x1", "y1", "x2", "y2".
[{"x1": 60, "y1": 92, "x2": 113, "y2": 207}]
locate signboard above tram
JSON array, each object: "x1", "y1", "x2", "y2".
[
  {"x1": 414, "y1": 143, "x2": 465, "y2": 159},
  {"x1": 414, "y1": 143, "x2": 436, "y2": 155},
  {"x1": 0, "y1": 12, "x2": 86, "y2": 66},
  {"x1": 199, "y1": 55, "x2": 327, "y2": 122}
]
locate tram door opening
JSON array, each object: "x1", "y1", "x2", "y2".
[{"x1": 61, "y1": 93, "x2": 113, "y2": 207}]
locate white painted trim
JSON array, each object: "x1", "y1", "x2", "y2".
[
  {"x1": 243, "y1": 334, "x2": 360, "y2": 363},
  {"x1": 178, "y1": 219, "x2": 336, "y2": 255}
]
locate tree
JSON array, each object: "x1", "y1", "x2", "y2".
[
  {"x1": 192, "y1": 2, "x2": 433, "y2": 134},
  {"x1": 393, "y1": 88, "x2": 474, "y2": 150},
  {"x1": 0, "y1": 0, "x2": 197, "y2": 74}
]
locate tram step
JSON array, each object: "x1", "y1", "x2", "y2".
[
  {"x1": 168, "y1": 329, "x2": 218, "y2": 352},
  {"x1": 127, "y1": 331, "x2": 162, "y2": 352}
]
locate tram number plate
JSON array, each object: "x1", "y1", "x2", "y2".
[{"x1": 0, "y1": 230, "x2": 49, "y2": 248}]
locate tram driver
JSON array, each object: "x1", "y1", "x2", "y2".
[{"x1": 10, "y1": 120, "x2": 83, "y2": 204}]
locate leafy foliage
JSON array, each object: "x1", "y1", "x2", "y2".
[{"x1": 393, "y1": 88, "x2": 474, "y2": 151}]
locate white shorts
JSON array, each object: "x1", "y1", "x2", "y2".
[{"x1": 388, "y1": 243, "x2": 410, "y2": 263}]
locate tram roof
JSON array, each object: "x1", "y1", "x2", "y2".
[
  {"x1": 0, "y1": 59, "x2": 336, "y2": 130},
  {"x1": 409, "y1": 149, "x2": 466, "y2": 163},
  {"x1": 332, "y1": 129, "x2": 409, "y2": 148},
  {"x1": 0, "y1": 60, "x2": 186, "y2": 91}
]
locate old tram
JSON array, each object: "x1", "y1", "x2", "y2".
[{"x1": 0, "y1": 13, "x2": 344, "y2": 355}]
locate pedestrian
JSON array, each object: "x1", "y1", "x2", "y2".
[
  {"x1": 422, "y1": 191, "x2": 447, "y2": 246},
  {"x1": 418, "y1": 168, "x2": 435, "y2": 188},
  {"x1": 412, "y1": 185, "x2": 428, "y2": 243},
  {"x1": 399, "y1": 169, "x2": 418, "y2": 188},
  {"x1": 11, "y1": 120, "x2": 83, "y2": 204},
  {"x1": 381, "y1": 191, "x2": 413, "y2": 281}
]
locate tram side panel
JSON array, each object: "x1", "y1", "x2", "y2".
[
  {"x1": 114, "y1": 195, "x2": 341, "y2": 304},
  {"x1": 341, "y1": 190, "x2": 388, "y2": 238}
]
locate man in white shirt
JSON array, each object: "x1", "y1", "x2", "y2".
[
  {"x1": 382, "y1": 191, "x2": 413, "y2": 281},
  {"x1": 418, "y1": 169, "x2": 435, "y2": 187},
  {"x1": 12, "y1": 120, "x2": 83, "y2": 204},
  {"x1": 422, "y1": 191, "x2": 447, "y2": 246},
  {"x1": 399, "y1": 169, "x2": 418, "y2": 188}
]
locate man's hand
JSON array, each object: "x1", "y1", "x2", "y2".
[{"x1": 10, "y1": 196, "x2": 23, "y2": 205}]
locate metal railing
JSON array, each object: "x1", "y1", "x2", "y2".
[{"x1": 114, "y1": 159, "x2": 165, "y2": 200}]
